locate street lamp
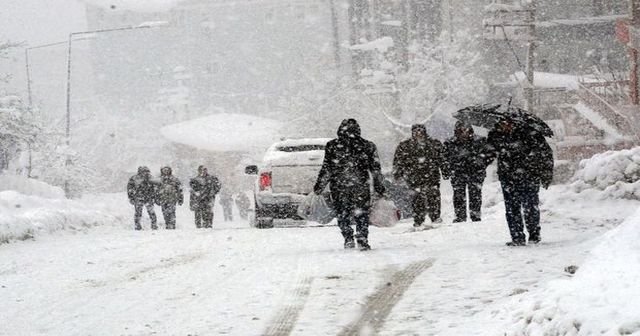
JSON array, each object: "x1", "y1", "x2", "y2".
[{"x1": 63, "y1": 22, "x2": 168, "y2": 196}]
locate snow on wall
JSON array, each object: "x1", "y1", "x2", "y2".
[
  {"x1": 570, "y1": 147, "x2": 640, "y2": 200},
  {"x1": 495, "y1": 207, "x2": 640, "y2": 335},
  {"x1": 0, "y1": 175, "x2": 65, "y2": 199}
]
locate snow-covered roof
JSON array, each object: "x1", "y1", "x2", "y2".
[
  {"x1": 160, "y1": 113, "x2": 284, "y2": 152},
  {"x1": 537, "y1": 15, "x2": 625, "y2": 28},
  {"x1": 511, "y1": 71, "x2": 581, "y2": 90},
  {"x1": 82, "y1": 0, "x2": 187, "y2": 12},
  {"x1": 270, "y1": 138, "x2": 332, "y2": 148},
  {"x1": 349, "y1": 37, "x2": 394, "y2": 53}
]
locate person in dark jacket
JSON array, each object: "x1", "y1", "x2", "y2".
[
  {"x1": 190, "y1": 166, "x2": 222, "y2": 228},
  {"x1": 127, "y1": 166, "x2": 158, "y2": 230},
  {"x1": 156, "y1": 166, "x2": 184, "y2": 229},
  {"x1": 393, "y1": 124, "x2": 445, "y2": 228},
  {"x1": 443, "y1": 121, "x2": 491, "y2": 222},
  {"x1": 314, "y1": 119, "x2": 385, "y2": 250},
  {"x1": 486, "y1": 118, "x2": 554, "y2": 246}
]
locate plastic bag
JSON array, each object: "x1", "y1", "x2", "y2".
[
  {"x1": 370, "y1": 198, "x2": 400, "y2": 227},
  {"x1": 297, "y1": 194, "x2": 335, "y2": 224}
]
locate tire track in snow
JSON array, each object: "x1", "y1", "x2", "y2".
[
  {"x1": 263, "y1": 276, "x2": 313, "y2": 336},
  {"x1": 338, "y1": 259, "x2": 435, "y2": 336}
]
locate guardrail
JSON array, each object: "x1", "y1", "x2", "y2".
[{"x1": 576, "y1": 82, "x2": 640, "y2": 141}]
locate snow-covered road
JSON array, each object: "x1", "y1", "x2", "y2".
[{"x1": 1, "y1": 184, "x2": 637, "y2": 335}]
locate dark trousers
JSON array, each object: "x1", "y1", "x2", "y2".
[
  {"x1": 161, "y1": 203, "x2": 177, "y2": 229},
  {"x1": 336, "y1": 207, "x2": 370, "y2": 242},
  {"x1": 412, "y1": 184, "x2": 441, "y2": 225},
  {"x1": 134, "y1": 202, "x2": 157, "y2": 230},
  {"x1": 194, "y1": 205, "x2": 214, "y2": 228},
  {"x1": 452, "y1": 177, "x2": 483, "y2": 222},
  {"x1": 333, "y1": 187, "x2": 371, "y2": 242},
  {"x1": 501, "y1": 179, "x2": 541, "y2": 243}
]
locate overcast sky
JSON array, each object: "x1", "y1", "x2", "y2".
[{"x1": 0, "y1": 0, "x2": 87, "y2": 46}]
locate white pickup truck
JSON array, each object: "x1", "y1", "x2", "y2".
[{"x1": 245, "y1": 138, "x2": 332, "y2": 228}]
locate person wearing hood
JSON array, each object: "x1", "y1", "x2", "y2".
[
  {"x1": 393, "y1": 124, "x2": 445, "y2": 229},
  {"x1": 314, "y1": 119, "x2": 386, "y2": 251},
  {"x1": 486, "y1": 118, "x2": 554, "y2": 246},
  {"x1": 156, "y1": 166, "x2": 184, "y2": 229},
  {"x1": 190, "y1": 165, "x2": 222, "y2": 229},
  {"x1": 443, "y1": 121, "x2": 491, "y2": 223},
  {"x1": 127, "y1": 166, "x2": 158, "y2": 230}
]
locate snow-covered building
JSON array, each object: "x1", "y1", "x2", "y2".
[{"x1": 84, "y1": 0, "x2": 352, "y2": 118}]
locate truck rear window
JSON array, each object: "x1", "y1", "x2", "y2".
[{"x1": 276, "y1": 145, "x2": 325, "y2": 152}]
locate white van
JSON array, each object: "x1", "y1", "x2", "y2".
[{"x1": 245, "y1": 138, "x2": 332, "y2": 228}]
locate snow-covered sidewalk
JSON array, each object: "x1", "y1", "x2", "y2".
[{"x1": 0, "y1": 182, "x2": 637, "y2": 335}]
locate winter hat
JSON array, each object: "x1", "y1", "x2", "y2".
[
  {"x1": 138, "y1": 166, "x2": 150, "y2": 174},
  {"x1": 411, "y1": 124, "x2": 427, "y2": 138},
  {"x1": 454, "y1": 121, "x2": 474, "y2": 137},
  {"x1": 161, "y1": 166, "x2": 172, "y2": 176},
  {"x1": 337, "y1": 118, "x2": 361, "y2": 138}
]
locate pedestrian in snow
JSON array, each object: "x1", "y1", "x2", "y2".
[
  {"x1": 219, "y1": 190, "x2": 234, "y2": 222},
  {"x1": 127, "y1": 166, "x2": 158, "y2": 230},
  {"x1": 313, "y1": 118, "x2": 386, "y2": 250},
  {"x1": 443, "y1": 121, "x2": 491, "y2": 222},
  {"x1": 189, "y1": 165, "x2": 221, "y2": 228},
  {"x1": 393, "y1": 124, "x2": 446, "y2": 229},
  {"x1": 235, "y1": 192, "x2": 250, "y2": 220},
  {"x1": 486, "y1": 118, "x2": 554, "y2": 246},
  {"x1": 156, "y1": 166, "x2": 184, "y2": 229}
]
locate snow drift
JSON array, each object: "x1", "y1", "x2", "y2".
[
  {"x1": 495, "y1": 207, "x2": 640, "y2": 335},
  {"x1": 0, "y1": 174, "x2": 65, "y2": 198},
  {"x1": 0, "y1": 178, "x2": 126, "y2": 244},
  {"x1": 571, "y1": 146, "x2": 640, "y2": 200}
]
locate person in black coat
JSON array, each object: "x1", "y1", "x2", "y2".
[
  {"x1": 486, "y1": 118, "x2": 554, "y2": 246},
  {"x1": 127, "y1": 166, "x2": 158, "y2": 230},
  {"x1": 443, "y1": 121, "x2": 491, "y2": 222},
  {"x1": 392, "y1": 124, "x2": 445, "y2": 228},
  {"x1": 156, "y1": 166, "x2": 184, "y2": 230},
  {"x1": 314, "y1": 119, "x2": 385, "y2": 250},
  {"x1": 190, "y1": 165, "x2": 222, "y2": 228}
]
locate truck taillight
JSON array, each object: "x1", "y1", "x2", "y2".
[{"x1": 259, "y1": 172, "x2": 272, "y2": 191}]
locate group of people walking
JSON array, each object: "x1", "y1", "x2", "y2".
[
  {"x1": 126, "y1": 165, "x2": 222, "y2": 230},
  {"x1": 314, "y1": 117, "x2": 553, "y2": 250}
]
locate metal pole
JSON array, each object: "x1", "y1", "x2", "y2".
[
  {"x1": 25, "y1": 49, "x2": 33, "y2": 107},
  {"x1": 63, "y1": 34, "x2": 73, "y2": 197},
  {"x1": 524, "y1": 1, "x2": 537, "y2": 113},
  {"x1": 65, "y1": 34, "x2": 73, "y2": 146}
]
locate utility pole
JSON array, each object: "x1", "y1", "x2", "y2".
[
  {"x1": 524, "y1": 0, "x2": 537, "y2": 113},
  {"x1": 483, "y1": 0, "x2": 537, "y2": 112}
]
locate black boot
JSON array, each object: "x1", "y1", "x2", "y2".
[
  {"x1": 356, "y1": 237, "x2": 371, "y2": 251},
  {"x1": 344, "y1": 237, "x2": 355, "y2": 249},
  {"x1": 506, "y1": 240, "x2": 526, "y2": 247},
  {"x1": 529, "y1": 234, "x2": 541, "y2": 244}
]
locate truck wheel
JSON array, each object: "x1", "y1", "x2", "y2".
[{"x1": 256, "y1": 218, "x2": 274, "y2": 229}]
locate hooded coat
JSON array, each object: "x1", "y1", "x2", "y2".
[
  {"x1": 156, "y1": 167, "x2": 184, "y2": 206},
  {"x1": 393, "y1": 125, "x2": 444, "y2": 188},
  {"x1": 486, "y1": 123, "x2": 554, "y2": 186},
  {"x1": 127, "y1": 166, "x2": 157, "y2": 203},
  {"x1": 314, "y1": 119, "x2": 385, "y2": 207},
  {"x1": 443, "y1": 122, "x2": 491, "y2": 181}
]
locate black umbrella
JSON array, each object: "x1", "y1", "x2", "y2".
[{"x1": 453, "y1": 104, "x2": 554, "y2": 137}]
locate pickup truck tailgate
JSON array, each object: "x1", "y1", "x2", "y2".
[{"x1": 271, "y1": 165, "x2": 322, "y2": 195}]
